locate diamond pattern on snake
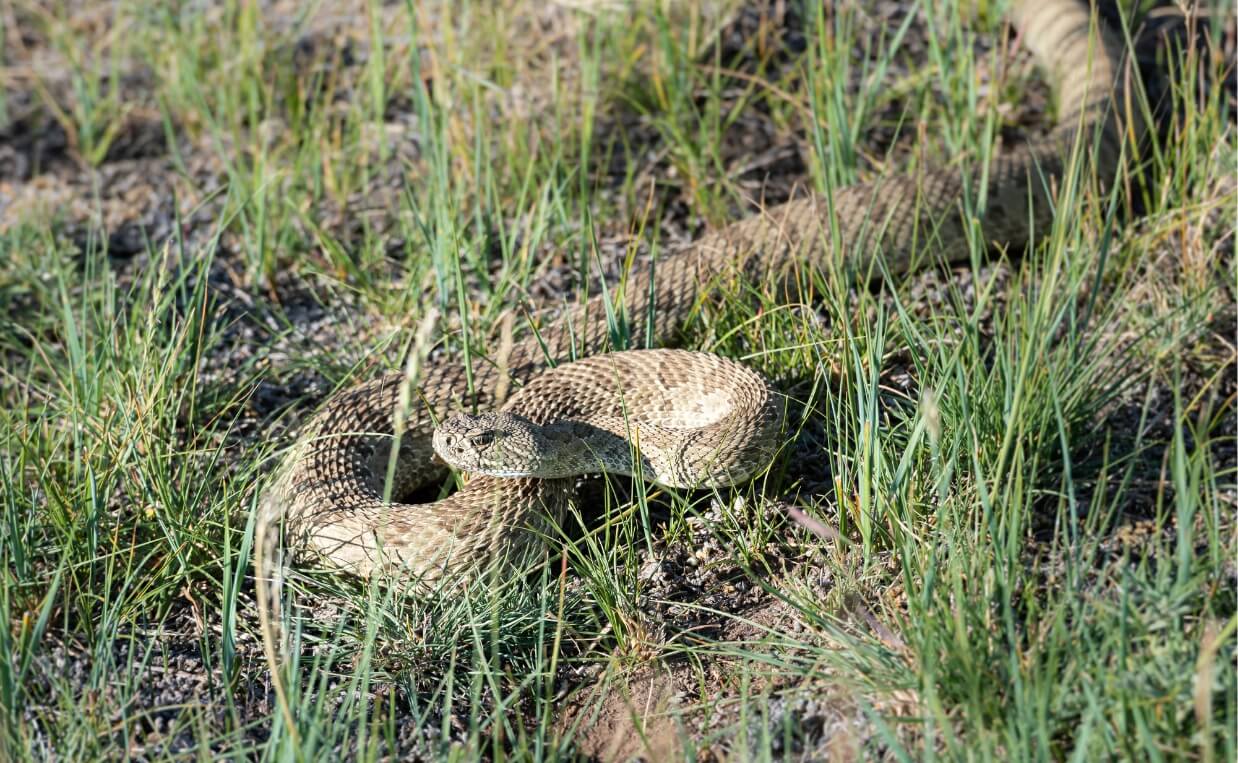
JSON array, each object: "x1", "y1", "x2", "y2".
[{"x1": 260, "y1": 0, "x2": 1143, "y2": 588}]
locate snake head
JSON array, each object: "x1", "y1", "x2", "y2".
[{"x1": 433, "y1": 412, "x2": 549, "y2": 478}]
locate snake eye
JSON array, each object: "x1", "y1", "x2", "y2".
[{"x1": 472, "y1": 431, "x2": 496, "y2": 448}]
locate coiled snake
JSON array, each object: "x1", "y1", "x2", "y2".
[{"x1": 261, "y1": 0, "x2": 1143, "y2": 586}]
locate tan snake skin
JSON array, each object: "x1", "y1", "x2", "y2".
[
  {"x1": 262, "y1": 0, "x2": 1143, "y2": 585},
  {"x1": 431, "y1": 349, "x2": 782, "y2": 487}
]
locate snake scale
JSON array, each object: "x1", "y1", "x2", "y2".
[{"x1": 262, "y1": 0, "x2": 1143, "y2": 586}]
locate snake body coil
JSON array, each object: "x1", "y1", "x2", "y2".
[
  {"x1": 263, "y1": 1, "x2": 1142, "y2": 585},
  {"x1": 432, "y1": 350, "x2": 782, "y2": 487}
]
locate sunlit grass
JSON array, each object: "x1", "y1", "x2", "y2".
[{"x1": 1, "y1": 0, "x2": 1233, "y2": 759}]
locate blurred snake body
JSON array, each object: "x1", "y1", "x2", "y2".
[{"x1": 262, "y1": 0, "x2": 1141, "y2": 585}]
